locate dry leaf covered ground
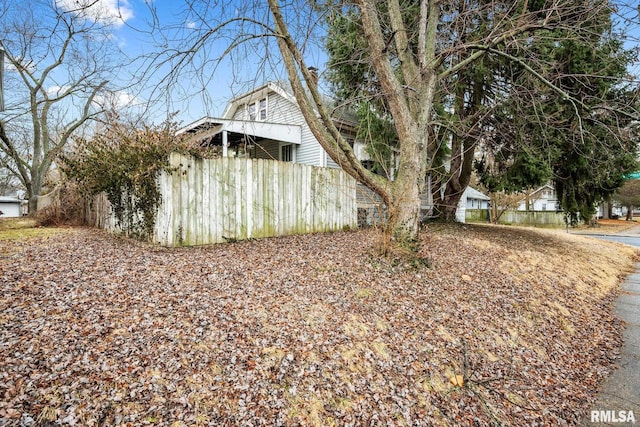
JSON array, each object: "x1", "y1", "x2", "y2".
[{"x1": 0, "y1": 224, "x2": 637, "y2": 426}]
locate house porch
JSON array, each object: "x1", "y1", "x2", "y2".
[{"x1": 178, "y1": 117, "x2": 301, "y2": 162}]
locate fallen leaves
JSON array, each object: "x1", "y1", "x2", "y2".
[
  {"x1": 449, "y1": 375, "x2": 464, "y2": 387},
  {"x1": 0, "y1": 224, "x2": 635, "y2": 426}
]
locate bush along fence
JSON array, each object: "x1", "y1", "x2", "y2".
[{"x1": 86, "y1": 153, "x2": 358, "y2": 246}]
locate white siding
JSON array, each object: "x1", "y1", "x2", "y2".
[
  {"x1": 325, "y1": 151, "x2": 340, "y2": 169},
  {"x1": 268, "y1": 91, "x2": 324, "y2": 166},
  {"x1": 297, "y1": 126, "x2": 323, "y2": 166},
  {"x1": 456, "y1": 194, "x2": 466, "y2": 223},
  {"x1": 231, "y1": 103, "x2": 250, "y2": 121},
  {"x1": 224, "y1": 83, "x2": 377, "y2": 169},
  {"x1": 229, "y1": 89, "x2": 325, "y2": 167},
  {"x1": 267, "y1": 91, "x2": 298, "y2": 123},
  {"x1": 518, "y1": 197, "x2": 558, "y2": 211}
]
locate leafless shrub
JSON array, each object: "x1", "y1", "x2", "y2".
[{"x1": 35, "y1": 181, "x2": 85, "y2": 226}]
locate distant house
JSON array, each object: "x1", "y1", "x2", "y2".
[
  {"x1": 464, "y1": 187, "x2": 491, "y2": 210},
  {"x1": 517, "y1": 184, "x2": 558, "y2": 211},
  {"x1": 0, "y1": 196, "x2": 26, "y2": 217},
  {"x1": 456, "y1": 187, "x2": 490, "y2": 223}
]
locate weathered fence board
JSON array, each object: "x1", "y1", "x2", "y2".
[
  {"x1": 88, "y1": 153, "x2": 357, "y2": 246},
  {"x1": 466, "y1": 208, "x2": 567, "y2": 227}
]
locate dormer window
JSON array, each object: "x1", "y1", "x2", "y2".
[
  {"x1": 259, "y1": 98, "x2": 267, "y2": 120},
  {"x1": 247, "y1": 97, "x2": 268, "y2": 121}
]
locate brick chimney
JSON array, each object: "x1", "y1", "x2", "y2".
[{"x1": 308, "y1": 66, "x2": 319, "y2": 86}]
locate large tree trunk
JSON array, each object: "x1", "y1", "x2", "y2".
[
  {"x1": 28, "y1": 196, "x2": 37, "y2": 215},
  {"x1": 268, "y1": 0, "x2": 436, "y2": 246},
  {"x1": 601, "y1": 201, "x2": 610, "y2": 219},
  {"x1": 433, "y1": 135, "x2": 476, "y2": 222},
  {"x1": 26, "y1": 175, "x2": 42, "y2": 215},
  {"x1": 388, "y1": 161, "x2": 425, "y2": 242},
  {"x1": 437, "y1": 192, "x2": 462, "y2": 222},
  {"x1": 431, "y1": 48, "x2": 482, "y2": 222}
]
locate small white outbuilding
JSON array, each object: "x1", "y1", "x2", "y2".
[
  {"x1": 456, "y1": 187, "x2": 491, "y2": 223},
  {"x1": 0, "y1": 196, "x2": 26, "y2": 218}
]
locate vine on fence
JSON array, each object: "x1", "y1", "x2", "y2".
[{"x1": 62, "y1": 117, "x2": 214, "y2": 239}]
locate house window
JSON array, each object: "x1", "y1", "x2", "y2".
[
  {"x1": 247, "y1": 97, "x2": 268, "y2": 121},
  {"x1": 281, "y1": 144, "x2": 293, "y2": 162},
  {"x1": 542, "y1": 203, "x2": 547, "y2": 211},
  {"x1": 259, "y1": 98, "x2": 267, "y2": 120}
]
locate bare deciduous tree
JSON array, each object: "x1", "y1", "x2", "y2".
[{"x1": 0, "y1": 0, "x2": 127, "y2": 213}]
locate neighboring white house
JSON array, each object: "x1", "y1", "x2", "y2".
[
  {"x1": 465, "y1": 187, "x2": 490, "y2": 209},
  {"x1": 517, "y1": 184, "x2": 558, "y2": 211},
  {"x1": 455, "y1": 187, "x2": 490, "y2": 223},
  {"x1": 0, "y1": 196, "x2": 26, "y2": 217}
]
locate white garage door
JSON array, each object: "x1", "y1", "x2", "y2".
[{"x1": 0, "y1": 201, "x2": 21, "y2": 217}]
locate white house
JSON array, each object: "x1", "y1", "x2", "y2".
[
  {"x1": 179, "y1": 82, "x2": 436, "y2": 224},
  {"x1": 179, "y1": 81, "x2": 372, "y2": 169},
  {"x1": 455, "y1": 187, "x2": 490, "y2": 223},
  {"x1": 517, "y1": 184, "x2": 558, "y2": 211},
  {"x1": 464, "y1": 187, "x2": 490, "y2": 210}
]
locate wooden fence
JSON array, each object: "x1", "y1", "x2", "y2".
[
  {"x1": 355, "y1": 183, "x2": 433, "y2": 226},
  {"x1": 466, "y1": 209, "x2": 567, "y2": 227},
  {"x1": 87, "y1": 153, "x2": 357, "y2": 246}
]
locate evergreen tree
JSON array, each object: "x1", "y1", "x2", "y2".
[
  {"x1": 324, "y1": 0, "x2": 638, "y2": 224},
  {"x1": 479, "y1": 18, "x2": 639, "y2": 224}
]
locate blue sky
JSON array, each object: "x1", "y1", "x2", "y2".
[
  {"x1": 75, "y1": 0, "x2": 328, "y2": 126},
  {"x1": 108, "y1": 0, "x2": 251, "y2": 124},
  {"x1": 1, "y1": 0, "x2": 328, "y2": 128},
  {"x1": 42, "y1": 0, "x2": 284, "y2": 124},
  {"x1": 54, "y1": 0, "x2": 640, "y2": 127}
]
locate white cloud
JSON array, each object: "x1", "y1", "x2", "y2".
[
  {"x1": 186, "y1": 22, "x2": 197, "y2": 29},
  {"x1": 55, "y1": 0, "x2": 134, "y2": 28},
  {"x1": 4, "y1": 58, "x2": 34, "y2": 74},
  {"x1": 46, "y1": 85, "x2": 71, "y2": 97},
  {"x1": 94, "y1": 90, "x2": 139, "y2": 110}
]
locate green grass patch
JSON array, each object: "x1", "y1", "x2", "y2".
[
  {"x1": 0, "y1": 217, "x2": 38, "y2": 231},
  {"x1": 0, "y1": 218, "x2": 70, "y2": 241}
]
